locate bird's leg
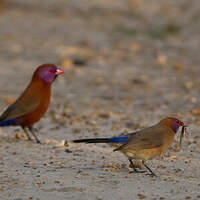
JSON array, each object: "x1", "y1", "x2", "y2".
[
  {"x1": 128, "y1": 159, "x2": 145, "y2": 174},
  {"x1": 32, "y1": 127, "x2": 39, "y2": 132},
  {"x1": 142, "y1": 160, "x2": 156, "y2": 176},
  {"x1": 28, "y1": 126, "x2": 41, "y2": 144},
  {"x1": 22, "y1": 127, "x2": 32, "y2": 141}
]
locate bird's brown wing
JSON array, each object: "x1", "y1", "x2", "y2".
[
  {"x1": 114, "y1": 125, "x2": 166, "y2": 151},
  {"x1": 0, "y1": 98, "x2": 40, "y2": 122}
]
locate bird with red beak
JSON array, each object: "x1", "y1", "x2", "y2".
[{"x1": 0, "y1": 64, "x2": 64, "y2": 143}]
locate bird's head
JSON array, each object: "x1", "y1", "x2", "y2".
[
  {"x1": 159, "y1": 117, "x2": 184, "y2": 133},
  {"x1": 34, "y1": 64, "x2": 64, "y2": 83}
]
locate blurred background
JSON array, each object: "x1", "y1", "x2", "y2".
[
  {"x1": 0, "y1": 0, "x2": 200, "y2": 147},
  {"x1": 1, "y1": 0, "x2": 200, "y2": 122},
  {"x1": 0, "y1": 0, "x2": 200, "y2": 199}
]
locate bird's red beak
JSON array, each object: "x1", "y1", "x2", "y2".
[
  {"x1": 55, "y1": 68, "x2": 64, "y2": 75},
  {"x1": 178, "y1": 121, "x2": 184, "y2": 127}
]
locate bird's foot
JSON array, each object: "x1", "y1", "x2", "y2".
[
  {"x1": 148, "y1": 172, "x2": 157, "y2": 177},
  {"x1": 143, "y1": 163, "x2": 157, "y2": 177},
  {"x1": 129, "y1": 168, "x2": 146, "y2": 174},
  {"x1": 32, "y1": 127, "x2": 39, "y2": 132},
  {"x1": 25, "y1": 135, "x2": 33, "y2": 141},
  {"x1": 28, "y1": 127, "x2": 42, "y2": 144},
  {"x1": 36, "y1": 139, "x2": 42, "y2": 144}
]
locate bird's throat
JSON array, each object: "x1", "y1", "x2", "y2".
[{"x1": 171, "y1": 122, "x2": 179, "y2": 133}]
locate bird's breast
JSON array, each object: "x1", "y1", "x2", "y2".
[
  {"x1": 162, "y1": 132, "x2": 175, "y2": 152},
  {"x1": 122, "y1": 146, "x2": 164, "y2": 160},
  {"x1": 20, "y1": 85, "x2": 51, "y2": 127}
]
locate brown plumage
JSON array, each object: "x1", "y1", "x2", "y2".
[
  {"x1": 0, "y1": 64, "x2": 64, "y2": 143},
  {"x1": 73, "y1": 117, "x2": 185, "y2": 176}
]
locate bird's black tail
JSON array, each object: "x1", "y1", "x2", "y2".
[
  {"x1": 73, "y1": 138, "x2": 111, "y2": 144},
  {"x1": 73, "y1": 136, "x2": 128, "y2": 144}
]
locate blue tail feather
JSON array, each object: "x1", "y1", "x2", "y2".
[
  {"x1": 108, "y1": 136, "x2": 128, "y2": 143},
  {"x1": 73, "y1": 136, "x2": 128, "y2": 144},
  {"x1": 0, "y1": 118, "x2": 19, "y2": 127}
]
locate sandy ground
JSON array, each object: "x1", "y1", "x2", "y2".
[{"x1": 0, "y1": 0, "x2": 200, "y2": 199}]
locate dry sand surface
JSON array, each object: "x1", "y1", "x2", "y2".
[{"x1": 0, "y1": 0, "x2": 200, "y2": 199}]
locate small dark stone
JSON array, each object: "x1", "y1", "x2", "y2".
[
  {"x1": 65, "y1": 149, "x2": 72, "y2": 153},
  {"x1": 73, "y1": 57, "x2": 87, "y2": 66}
]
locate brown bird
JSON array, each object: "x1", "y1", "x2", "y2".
[
  {"x1": 73, "y1": 117, "x2": 185, "y2": 176},
  {"x1": 0, "y1": 64, "x2": 64, "y2": 143}
]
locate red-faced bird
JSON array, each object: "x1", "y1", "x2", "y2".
[
  {"x1": 73, "y1": 117, "x2": 185, "y2": 176},
  {"x1": 0, "y1": 64, "x2": 64, "y2": 143}
]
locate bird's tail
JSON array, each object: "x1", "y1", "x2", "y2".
[
  {"x1": 0, "y1": 118, "x2": 19, "y2": 127},
  {"x1": 73, "y1": 136, "x2": 128, "y2": 144}
]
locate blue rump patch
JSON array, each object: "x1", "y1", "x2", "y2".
[
  {"x1": 0, "y1": 118, "x2": 19, "y2": 127},
  {"x1": 108, "y1": 136, "x2": 128, "y2": 143}
]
